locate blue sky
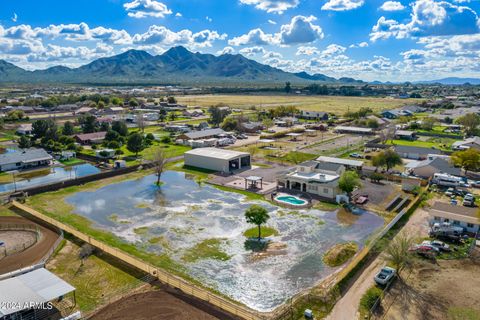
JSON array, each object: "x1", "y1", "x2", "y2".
[{"x1": 1, "y1": 0, "x2": 480, "y2": 81}]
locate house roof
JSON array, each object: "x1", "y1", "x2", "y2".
[
  {"x1": 182, "y1": 128, "x2": 225, "y2": 140},
  {"x1": 0, "y1": 268, "x2": 75, "y2": 316},
  {"x1": 74, "y1": 131, "x2": 107, "y2": 141},
  {"x1": 316, "y1": 156, "x2": 364, "y2": 167},
  {"x1": 185, "y1": 147, "x2": 249, "y2": 160},
  {"x1": 335, "y1": 126, "x2": 373, "y2": 133},
  {"x1": 395, "y1": 130, "x2": 416, "y2": 136},
  {"x1": 0, "y1": 148, "x2": 52, "y2": 166},
  {"x1": 405, "y1": 158, "x2": 461, "y2": 176},
  {"x1": 394, "y1": 145, "x2": 443, "y2": 155},
  {"x1": 452, "y1": 136, "x2": 480, "y2": 148},
  {"x1": 430, "y1": 201, "x2": 479, "y2": 224}
]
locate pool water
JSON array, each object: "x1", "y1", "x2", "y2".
[
  {"x1": 65, "y1": 170, "x2": 384, "y2": 312},
  {"x1": 276, "y1": 195, "x2": 308, "y2": 206}
]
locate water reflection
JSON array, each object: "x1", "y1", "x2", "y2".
[{"x1": 0, "y1": 164, "x2": 101, "y2": 193}]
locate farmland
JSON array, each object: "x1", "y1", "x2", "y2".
[{"x1": 176, "y1": 94, "x2": 423, "y2": 114}]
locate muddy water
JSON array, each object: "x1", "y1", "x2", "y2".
[{"x1": 66, "y1": 170, "x2": 384, "y2": 312}]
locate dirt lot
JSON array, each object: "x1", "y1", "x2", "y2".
[
  {"x1": 379, "y1": 250, "x2": 480, "y2": 320},
  {"x1": 0, "y1": 230, "x2": 37, "y2": 256},
  {"x1": 0, "y1": 216, "x2": 60, "y2": 275},
  {"x1": 90, "y1": 286, "x2": 238, "y2": 320}
]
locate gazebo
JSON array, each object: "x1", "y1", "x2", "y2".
[{"x1": 244, "y1": 176, "x2": 263, "y2": 190}]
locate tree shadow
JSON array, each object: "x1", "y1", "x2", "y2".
[{"x1": 244, "y1": 238, "x2": 269, "y2": 252}]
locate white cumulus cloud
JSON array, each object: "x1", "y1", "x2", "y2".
[
  {"x1": 123, "y1": 0, "x2": 172, "y2": 18},
  {"x1": 240, "y1": 0, "x2": 299, "y2": 14},
  {"x1": 322, "y1": 0, "x2": 364, "y2": 11}
]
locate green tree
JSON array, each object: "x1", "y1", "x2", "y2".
[
  {"x1": 456, "y1": 113, "x2": 480, "y2": 136},
  {"x1": 245, "y1": 205, "x2": 270, "y2": 240},
  {"x1": 366, "y1": 118, "x2": 379, "y2": 129},
  {"x1": 32, "y1": 119, "x2": 57, "y2": 140},
  {"x1": 112, "y1": 121, "x2": 128, "y2": 136},
  {"x1": 421, "y1": 117, "x2": 436, "y2": 131},
  {"x1": 128, "y1": 98, "x2": 139, "y2": 107},
  {"x1": 79, "y1": 114, "x2": 98, "y2": 133},
  {"x1": 62, "y1": 121, "x2": 75, "y2": 136},
  {"x1": 127, "y1": 132, "x2": 144, "y2": 156},
  {"x1": 285, "y1": 81, "x2": 291, "y2": 94},
  {"x1": 168, "y1": 112, "x2": 177, "y2": 121},
  {"x1": 208, "y1": 105, "x2": 231, "y2": 127},
  {"x1": 159, "y1": 109, "x2": 167, "y2": 122},
  {"x1": 18, "y1": 135, "x2": 32, "y2": 149},
  {"x1": 221, "y1": 116, "x2": 238, "y2": 131},
  {"x1": 338, "y1": 171, "x2": 361, "y2": 200},
  {"x1": 451, "y1": 148, "x2": 480, "y2": 174},
  {"x1": 373, "y1": 149, "x2": 402, "y2": 171},
  {"x1": 167, "y1": 96, "x2": 177, "y2": 104}
]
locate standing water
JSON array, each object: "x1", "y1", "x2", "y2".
[{"x1": 66, "y1": 170, "x2": 383, "y2": 311}]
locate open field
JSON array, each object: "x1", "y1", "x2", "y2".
[
  {"x1": 378, "y1": 252, "x2": 480, "y2": 320},
  {"x1": 46, "y1": 238, "x2": 146, "y2": 312},
  {"x1": 176, "y1": 94, "x2": 423, "y2": 114}
]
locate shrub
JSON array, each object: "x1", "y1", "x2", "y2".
[
  {"x1": 323, "y1": 242, "x2": 358, "y2": 267},
  {"x1": 160, "y1": 136, "x2": 171, "y2": 144},
  {"x1": 360, "y1": 286, "x2": 383, "y2": 312}
]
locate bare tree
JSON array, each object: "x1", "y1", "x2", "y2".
[
  {"x1": 151, "y1": 147, "x2": 168, "y2": 185},
  {"x1": 136, "y1": 113, "x2": 145, "y2": 133}
]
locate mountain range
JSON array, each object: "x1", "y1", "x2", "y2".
[
  {"x1": 0, "y1": 46, "x2": 478, "y2": 85},
  {"x1": 0, "y1": 46, "x2": 359, "y2": 85}
]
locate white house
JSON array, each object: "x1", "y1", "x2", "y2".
[
  {"x1": 184, "y1": 148, "x2": 251, "y2": 173},
  {"x1": 0, "y1": 148, "x2": 53, "y2": 172},
  {"x1": 278, "y1": 160, "x2": 345, "y2": 200},
  {"x1": 452, "y1": 137, "x2": 480, "y2": 151},
  {"x1": 429, "y1": 201, "x2": 480, "y2": 233}
]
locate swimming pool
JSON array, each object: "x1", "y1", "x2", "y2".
[{"x1": 275, "y1": 195, "x2": 308, "y2": 206}]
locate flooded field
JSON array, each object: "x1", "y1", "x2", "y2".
[
  {"x1": 0, "y1": 164, "x2": 100, "y2": 193},
  {"x1": 65, "y1": 170, "x2": 383, "y2": 312}
]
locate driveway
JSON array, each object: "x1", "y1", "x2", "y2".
[{"x1": 326, "y1": 207, "x2": 430, "y2": 320}]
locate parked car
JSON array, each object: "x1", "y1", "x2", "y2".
[
  {"x1": 471, "y1": 181, "x2": 480, "y2": 188},
  {"x1": 410, "y1": 244, "x2": 439, "y2": 258},
  {"x1": 463, "y1": 193, "x2": 475, "y2": 207},
  {"x1": 445, "y1": 187, "x2": 455, "y2": 197},
  {"x1": 426, "y1": 240, "x2": 451, "y2": 252},
  {"x1": 374, "y1": 267, "x2": 396, "y2": 285},
  {"x1": 349, "y1": 153, "x2": 363, "y2": 159}
]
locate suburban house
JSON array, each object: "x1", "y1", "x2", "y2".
[
  {"x1": 429, "y1": 201, "x2": 480, "y2": 233},
  {"x1": 334, "y1": 126, "x2": 373, "y2": 135},
  {"x1": 74, "y1": 132, "x2": 107, "y2": 145},
  {"x1": 275, "y1": 117, "x2": 299, "y2": 127},
  {"x1": 381, "y1": 109, "x2": 413, "y2": 119},
  {"x1": 16, "y1": 123, "x2": 33, "y2": 135},
  {"x1": 278, "y1": 160, "x2": 345, "y2": 200},
  {"x1": 394, "y1": 145, "x2": 443, "y2": 160},
  {"x1": 239, "y1": 122, "x2": 264, "y2": 133},
  {"x1": 301, "y1": 111, "x2": 329, "y2": 121},
  {"x1": 395, "y1": 130, "x2": 416, "y2": 140},
  {"x1": 405, "y1": 157, "x2": 462, "y2": 179},
  {"x1": 316, "y1": 156, "x2": 363, "y2": 171},
  {"x1": 183, "y1": 109, "x2": 204, "y2": 117},
  {"x1": 184, "y1": 148, "x2": 251, "y2": 173},
  {"x1": 76, "y1": 106, "x2": 97, "y2": 115},
  {"x1": 104, "y1": 106, "x2": 124, "y2": 114},
  {"x1": 0, "y1": 148, "x2": 53, "y2": 172},
  {"x1": 452, "y1": 137, "x2": 480, "y2": 151},
  {"x1": 177, "y1": 128, "x2": 226, "y2": 141}
]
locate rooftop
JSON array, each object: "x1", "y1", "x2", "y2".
[
  {"x1": 0, "y1": 268, "x2": 75, "y2": 316},
  {"x1": 185, "y1": 147, "x2": 249, "y2": 160},
  {"x1": 182, "y1": 128, "x2": 225, "y2": 140},
  {"x1": 430, "y1": 201, "x2": 478, "y2": 223},
  {"x1": 0, "y1": 148, "x2": 52, "y2": 166},
  {"x1": 316, "y1": 156, "x2": 364, "y2": 167},
  {"x1": 335, "y1": 126, "x2": 373, "y2": 133}
]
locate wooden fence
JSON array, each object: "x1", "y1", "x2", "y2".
[{"x1": 11, "y1": 201, "x2": 265, "y2": 320}]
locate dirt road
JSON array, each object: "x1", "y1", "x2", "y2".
[
  {"x1": 326, "y1": 208, "x2": 430, "y2": 320},
  {"x1": 0, "y1": 216, "x2": 60, "y2": 275}
]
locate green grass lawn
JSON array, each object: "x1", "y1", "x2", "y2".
[
  {"x1": 387, "y1": 137, "x2": 456, "y2": 151},
  {"x1": 59, "y1": 158, "x2": 85, "y2": 166},
  {"x1": 243, "y1": 226, "x2": 279, "y2": 238},
  {"x1": 182, "y1": 238, "x2": 231, "y2": 262}
]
